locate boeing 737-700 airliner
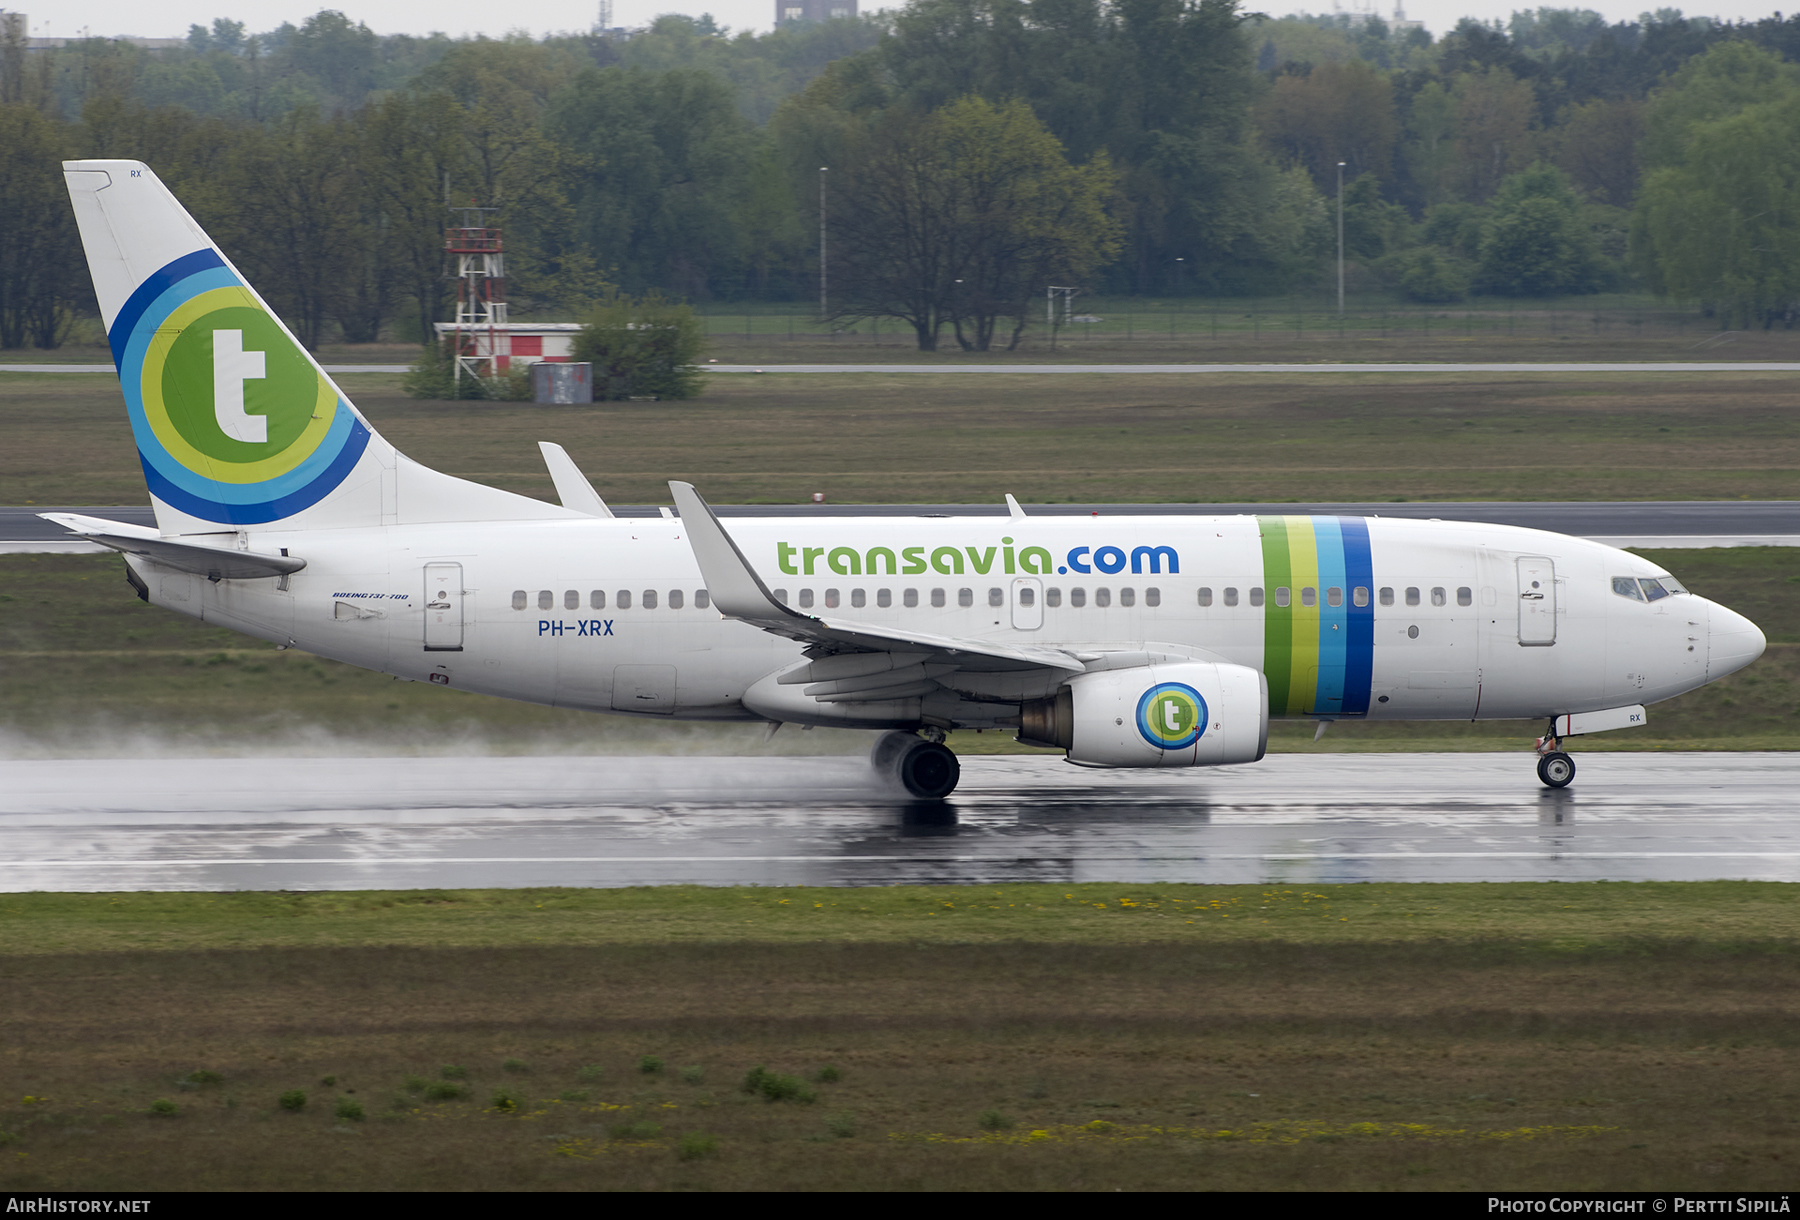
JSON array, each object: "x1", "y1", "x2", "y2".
[{"x1": 44, "y1": 160, "x2": 1769, "y2": 799}]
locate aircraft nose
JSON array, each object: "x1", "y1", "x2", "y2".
[{"x1": 1708, "y1": 601, "x2": 1766, "y2": 679}]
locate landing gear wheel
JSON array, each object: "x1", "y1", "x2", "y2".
[
  {"x1": 1537, "y1": 751, "x2": 1576, "y2": 788},
  {"x1": 869, "y1": 730, "x2": 916, "y2": 776},
  {"x1": 896, "y1": 740, "x2": 960, "y2": 799}
]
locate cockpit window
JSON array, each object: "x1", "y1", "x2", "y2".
[{"x1": 1615, "y1": 575, "x2": 1686, "y2": 602}]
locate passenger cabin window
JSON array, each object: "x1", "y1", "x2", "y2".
[
  {"x1": 590, "y1": 590, "x2": 606, "y2": 610},
  {"x1": 696, "y1": 590, "x2": 710, "y2": 610},
  {"x1": 512, "y1": 590, "x2": 527, "y2": 611},
  {"x1": 1225, "y1": 587, "x2": 1240, "y2": 607},
  {"x1": 1456, "y1": 587, "x2": 1472, "y2": 607},
  {"x1": 1405, "y1": 587, "x2": 1420, "y2": 606},
  {"x1": 1274, "y1": 587, "x2": 1291, "y2": 608},
  {"x1": 616, "y1": 589, "x2": 632, "y2": 609},
  {"x1": 642, "y1": 589, "x2": 658, "y2": 610},
  {"x1": 904, "y1": 588, "x2": 919, "y2": 608},
  {"x1": 1070, "y1": 588, "x2": 1087, "y2": 607},
  {"x1": 1379, "y1": 587, "x2": 1394, "y2": 606},
  {"x1": 1095, "y1": 588, "x2": 1112, "y2": 608},
  {"x1": 1018, "y1": 585, "x2": 1036, "y2": 606},
  {"x1": 1248, "y1": 587, "x2": 1263, "y2": 607},
  {"x1": 1197, "y1": 587, "x2": 1213, "y2": 607},
  {"x1": 669, "y1": 590, "x2": 684, "y2": 610},
  {"x1": 851, "y1": 589, "x2": 866, "y2": 608},
  {"x1": 564, "y1": 589, "x2": 579, "y2": 611},
  {"x1": 1145, "y1": 587, "x2": 1160, "y2": 607},
  {"x1": 1431, "y1": 587, "x2": 1446, "y2": 607},
  {"x1": 1119, "y1": 587, "x2": 1135, "y2": 607},
  {"x1": 1326, "y1": 587, "x2": 1342, "y2": 608},
  {"x1": 1046, "y1": 587, "x2": 1062, "y2": 607},
  {"x1": 773, "y1": 588, "x2": 789, "y2": 605},
  {"x1": 1353, "y1": 586, "x2": 1369, "y2": 608},
  {"x1": 930, "y1": 588, "x2": 946, "y2": 608},
  {"x1": 538, "y1": 590, "x2": 553, "y2": 610},
  {"x1": 798, "y1": 589, "x2": 814, "y2": 608},
  {"x1": 876, "y1": 589, "x2": 890, "y2": 608},
  {"x1": 988, "y1": 588, "x2": 1004, "y2": 607},
  {"x1": 1300, "y1": 587, "x2": 1316, "y2": 607},
  {"x1": 824, "y1": 589, "x2": 840, "y2": 608},
  {"x1": 958, "y1": 588, "x2": 974, "y2": 607}
]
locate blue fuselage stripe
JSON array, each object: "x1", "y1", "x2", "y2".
[
  {"x1": 1340, "y1": 516, "x2": 1376, "y2": 716},
  {"x1": 1312, "y1": 516, "x2": 1348, "y2": 712}
]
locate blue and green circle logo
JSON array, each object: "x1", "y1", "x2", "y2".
[
  {"x1": 110, "y1": 249, "x2": 369, "y2": 524},
  {"x1": 1136, "y1": 682, "x2": 1207, "y2": 750}
]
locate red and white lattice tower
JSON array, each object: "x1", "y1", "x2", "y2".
[{"x1": 446, "y1": 206, "x2": 506, "y2": 386}]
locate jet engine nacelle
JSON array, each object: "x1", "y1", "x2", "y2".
[{"x1": 1019, "y1": 661, "x2": 1268, "y2": 768}]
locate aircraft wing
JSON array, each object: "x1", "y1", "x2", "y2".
[
  {"x1": 668, "y1": 481, "x2": 1083, "y2": 674},
  {"x1": 40, "y1": 512, "x2": 305, "y2": 581}
]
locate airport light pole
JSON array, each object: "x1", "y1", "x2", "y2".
[
  {"x1": 819, "y1": 166, "x2": 828, "y2": 324},
  {"x1": 1336, "y1": 161, "x2": 1346, "y2": 318}
]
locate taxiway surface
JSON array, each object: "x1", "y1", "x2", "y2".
[{"x1": 3, "y1": 752, "x2": 1794, "y2": 892}]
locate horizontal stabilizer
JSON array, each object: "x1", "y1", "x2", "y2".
[{"x1": 40, "y1": 512, "x2": 304, "y2": 581}]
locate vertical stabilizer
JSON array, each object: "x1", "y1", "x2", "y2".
[{"x1": 63, "y1": 160, "x2": 575, "y2": 534}]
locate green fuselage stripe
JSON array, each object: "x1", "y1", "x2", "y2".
[{"x1": 1259, "y1": 516, "x2": 1293, "y2": 715}]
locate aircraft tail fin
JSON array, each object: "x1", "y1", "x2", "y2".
[{"x1": 62, "y1": 160, "x2": 573, "y2": 534}]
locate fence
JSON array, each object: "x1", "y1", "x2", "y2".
[{"x1": 689, "y1": 295, "x2": 1790, "y2": 356}]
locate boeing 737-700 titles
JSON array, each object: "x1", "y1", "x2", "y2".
[{"x1": 45, "y1": 161, "x2": 1768, "y2": 799}]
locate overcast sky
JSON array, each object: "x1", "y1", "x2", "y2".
[{"x1": 17, "y1": 0, "x2": 1791, "y2": 44}]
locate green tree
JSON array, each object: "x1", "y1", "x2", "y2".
[
  {"x1": 546, "y1": 65, "x2": 758, "y2": 299},
  {"x1": 828, "y1": 97, "x2": 1121, "y2": 351},
  {"x1": 1634, "y1": 96, "x2": 1800, "y2": 326},
  {"x1": 1391, "y1": 248, "x2": 1471, "y2": 303},
  {"x1": 224, "y1": 109, "x2": 362, "y2": 349},
  {"x1": 1554, "y1": 97, "x2": 1644, "y2": 208},
  {"x1": 1256, "y1": 59, "x2": 1397, "y2": 193},
  {"x1": 572, "y1": 292, "x2": 705, "y2": 399},
  {"x1": 0, "y1": 105, "x2": 88, "y2": 348},
  {"x1": 1632, "y1": 43, "x2": 1800, "y2": 325},
  {"x1": 1340, "y1": 172, "x2": 1407, "y2": 261},
  {"x1": 1476, "y1": 164, "x2": 1604, "y2": 296},
  {"x1": 1452, "y1": 66, "x2": 1538, "y2": 203}
]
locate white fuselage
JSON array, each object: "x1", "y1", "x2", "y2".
[{"x1": 133, "y1": 513, "x2": 1764, "y2": 730}]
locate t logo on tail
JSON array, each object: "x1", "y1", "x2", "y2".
[{"x1": 211, "y1": 329, "x2": 267, "y2": 443}]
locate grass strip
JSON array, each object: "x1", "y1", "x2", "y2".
[{"x1": 3, "y1": 880, "x2": 1796, "y2": 955}]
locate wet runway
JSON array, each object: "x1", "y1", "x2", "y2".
[{"x1": 2, "y1": 752, "x2": 1795, "y2": 892}]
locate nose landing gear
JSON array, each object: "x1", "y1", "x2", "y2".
[{"x1": 1534, "y1": 723, "x2": 1576, "y2": 788}]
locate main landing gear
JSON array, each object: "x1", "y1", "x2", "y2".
[
  {"x1": 871, "y1": 729, "x2": 962, "y2": 800},
  {"x1": 1534, "y1": 723, "x2": 1576, "y2": 789}
]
